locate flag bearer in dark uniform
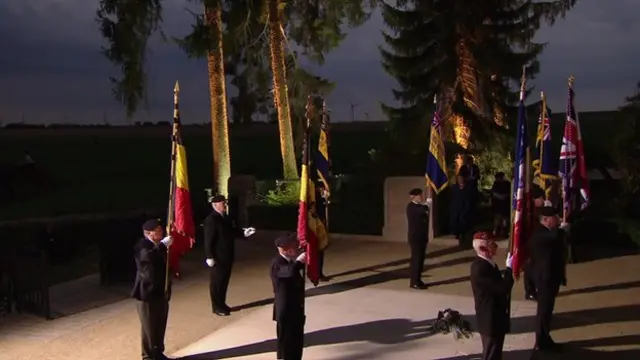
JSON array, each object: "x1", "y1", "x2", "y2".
[
  {"x1": 470, "y1": 231, "x2": 514, "y2": 360},
  {"x1": 523, "y1": 186, "x2": 547, "y2": 301},
  {"x1": 529, "y1": 206, "x2": 568, "y2": 353},
  {"x1": 271, "y1": 234, "x2": 306, "y2": 360},
  {"x1": 406, "y1": 188, "x2": 432, "y2": 290},
  {"x1": 203, "y1": 194, "x2": 255, "y2": 316},
  {"x1": 131, "y1": 219, "x2": 173, "y2": 360}
]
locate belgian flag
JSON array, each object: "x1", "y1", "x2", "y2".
[
  {"x1": 167, "y1": 81, "x2": 195, "y2": 277},
  {"x1": 297, "y1": 98, "x2": 328, "y2": 286}
]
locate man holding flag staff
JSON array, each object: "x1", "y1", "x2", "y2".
[
  {"x1": 132, "y1": 219, "x2": 173, "y2": 360},
  {"x1": 407, "y1": 188, "x2": 432, "y2": 289},
  {"x1": 528, "y1": 206, "x2": 568, "y2": 352},
  {"x1": 271, "y1": 233, "x2": 306, "y2": 360},
  {"x1": 470, "y1": 231, "x2": 514, "y2": 360},
  {"x1": 204, "y1": 194, "x2": 255, "y2": 316}
]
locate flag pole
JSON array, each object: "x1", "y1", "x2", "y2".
[
  {"x1": 563, "y1": 76, "x2": 575, "y2": 224},
  {"x1": 321, "y1": 100, "x2": 330, "y2": 232},
  {"x1": 427, "y1": 94, "x2": 437, "y2": 242},
  {"x1": 165, "y1": 81, "x2": 180, "y2": 295},
  {"x1": 506, "y1": 66, "x2": 527, "y2": 329}
]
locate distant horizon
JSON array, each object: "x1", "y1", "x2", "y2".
[{"x1": 0, "y1": 107, "x2": 622, "y2": 128}]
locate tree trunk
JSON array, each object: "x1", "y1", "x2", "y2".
[
  {"x1": 205, "y1": 1, "x2": 232, "y2": 196},
  {"x1": 268, "y1": 0, "x2": 299, "y2": 179}
]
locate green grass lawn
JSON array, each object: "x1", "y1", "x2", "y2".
[{"x1": 0, "y1": 125, "x2": 388, "y2": 220}]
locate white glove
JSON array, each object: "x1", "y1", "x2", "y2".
[
  {"x1": 243, "y1": 227, "x2": 256, "y2": 237},
  {"x1": 505, "y1": 252, "x2": 514, "y2": 268},
  {"x1": 296, "y1": 252, "x2": 307, "y2": 264},
  {"x1": 205, "y1": 258, "x2": 215, "y2": 267},
  {"x1": 161, "y1": 236, "x2": 173, "y2": 247},
  {"x1": 423, "y1": 198, "x2": 433, "y2": 207},
  {"x1": 544, "y1": 200, "x2": 553, "y2": 206},
  {"x1": 560, "y1": 222, "x2": 570, "y2": 231}
]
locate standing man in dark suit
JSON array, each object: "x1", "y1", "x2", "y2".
[
  {"x1": 203, "y1": 194, "x2": 255, "y2": 316},
  {"x1": 529, "y1": 206, "x2": 568, "y2": 352},
  {"x1": 271, "y1": 234, "x2": 306, "y2": 360},
  {"x1": 523, "y1": 186, "x2": 549, "y2": 301},
  {"x1": 450, "y1": 175, "x2": 473, "y2": 245},
  {"x1": 470, "y1": 231, "x2": 514, "y2": 360},
  {"x1": 406, "y1": 188, "x2": 432, "y2": 290},
  {"x1": 131, "y1": 219, "x2": 173, "y2": 360},
  {"x1": 459, "y1": 155, "x2": 481, "y2": 212}
]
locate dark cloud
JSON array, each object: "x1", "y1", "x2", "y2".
[{"x1": 0, "y1": 0, "x2": 638, "y2": 125}]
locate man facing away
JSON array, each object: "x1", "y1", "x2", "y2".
[
  {"x1": 450, "y1": 175, "x2": 473, "y2": 246},
  {"x1": 470, "y1": 231, "x2": 515, "y2": 360},
  {"x1": 203, "y1": 194, "x2": 255, "y2": 316},
  {"x1": 529, "y1": 206, "x2": 568, "y2": 353},
  {"x1": 271, "y1": 234, "x2": 306, "y2": 360},
  {"x1": 406, "y1": 188, "x2": 432, "y2": 290},
  {"x1": 131, "y1": 219, "x2": 174, "y2": 360}
]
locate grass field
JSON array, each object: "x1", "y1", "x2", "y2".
[
  {"x1": 0, "y1": 111, "x2": 622, "y2": 221},
  {"x1": 0, "y1": 123, "x2": 389, "y2": 220}
]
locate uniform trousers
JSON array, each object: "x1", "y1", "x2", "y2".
[
  {"x1": 318, "y1": 250, "x2": 326, "y2": 276},
  {"x1": 408, "y1": 239, "x2": 427, "y2": 286},
  {"x1": 210, "y1": 262, "x2": 233, "y2": 310},
  {"x1": 534, "y1": 282, "x2": 560, "y2": 346},
  {"x1": 136, "y1": 298, "x2": 169, "y2": 360},
  {"x1": 481, "y1": 334, "x2": 505, "y2": 360},
  {"x1": 276, "y1": 315, "x2": 305, "y2": 360},
  {"x1": 523, "y1": 265, "x2": 536, "y2": 297}
]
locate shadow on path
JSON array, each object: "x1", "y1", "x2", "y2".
[
  {"x1": 233, "y1": 256, "x2": 475, "y2": 312},
  {"x1": 438, "y1": 334, "x2": 640, "y2": 360},
  {"x1": 558, "y1": 280, "x2": 640, "y2": 297},
  {"x1": 178, "y1": 304, "x2": 640, "y2": 360},
  {"x1": 176, "y1": 317, "x2": 437, "y2": 359}
]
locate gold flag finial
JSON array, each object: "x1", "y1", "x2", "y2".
[
  {"x1": 433, "y1": 94, "x2": 437, "y2": 104},
  {"x1": 519, "y1": 66, "x2": 527, "y2": 100},
  {"x1": 174, "y1": 80, "x2": 180, "y2": 93},
  {"x1": 541, "y1": 91, "x2": 545, "y2": 101},
  {"x1": 568, "y1": 76, "x2": 575, "y2": 87}
]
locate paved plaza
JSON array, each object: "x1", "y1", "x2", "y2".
[{"x1": 0, "y1": 233, "x2": 639, "y2": 360}]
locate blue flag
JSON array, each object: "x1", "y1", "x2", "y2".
[{"x1": 425, "y1": 102, "x2": 448, "y2": 193}]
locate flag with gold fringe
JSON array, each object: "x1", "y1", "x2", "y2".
[
  {"x1": 532, "y1": 91, "x2": 557, "y2": 200},
  {"x1": 297, "y1": 96, "x2": 328, "y2": 286},
  {"x1": 167, "y1": 81, "x2": 195, "y2": 278}
]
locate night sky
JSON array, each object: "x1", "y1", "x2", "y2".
[{"x1": 1, "y1": 0, "x2": 639, "y2": 125}]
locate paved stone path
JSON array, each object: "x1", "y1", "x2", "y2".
[{"x1": 0, "y1": 233, "x2": 638, "y2": 360}]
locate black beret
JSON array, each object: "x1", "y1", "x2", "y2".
[
  {"x1": 142, "y1": 218, "x2": 162, "y2": 231},
  {"x1": 409, "y1": 188, "x2": 423, "y2": 196},
  {"x1": 275, "y1": 233, "x2": 297, "y2": 248},
  {"x1": 532, "y1": 186, "x2": 545, "y2": 199},
  {"x1": 538, "y1": 206, "x2": 558, "y2": 217},
  {"x1": 209, "y1": 194, "x2": 226, "y2": 203}
]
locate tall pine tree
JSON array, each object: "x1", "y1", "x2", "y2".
[{"x1": 381, "y1": 0, "x2": 577, "y2": 152}]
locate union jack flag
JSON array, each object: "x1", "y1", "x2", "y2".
[{"x1": 559, "y1": 82, "x2": 589, "y2": 220}]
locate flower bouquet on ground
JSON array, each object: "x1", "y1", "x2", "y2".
[{"x1": 430, "y1": 308, "x2": 474, "y2": 340}]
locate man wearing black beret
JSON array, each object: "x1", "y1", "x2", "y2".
[
  {"x1": 131, "y1": 218, "x2": 174, "y2": 360},
  {"x1": 528, "y1": 206, "x2": 568, "y2": 353},
  {"x1": 406, "y1": 187, "x2": 432, "y2": 290},
  {"x1": 203, "y1": 194, "x2": 256, "y2": 316},
  {"x1": 270, "y1": 233, "x2": 306, "y2": 360}
]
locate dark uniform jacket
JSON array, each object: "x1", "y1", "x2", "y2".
[
  {"x1": 528, "y1": 225, "x2": 567, "y2": 289},
  {"x1": 203, "y1": 210, "x2": 243, "y2": 266},
  {"x1": 470, "y1": 257, "x2": 514, "y2": 336},
  {"x1": 270, "y1": 255, "x2": 305, "y2": 322},
  {"x1": 131, "y1": 238, "x2": 171, "y2": 302},
  {"x1": 406, "y1": 202, "x2": 429, "y2": 244}
]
